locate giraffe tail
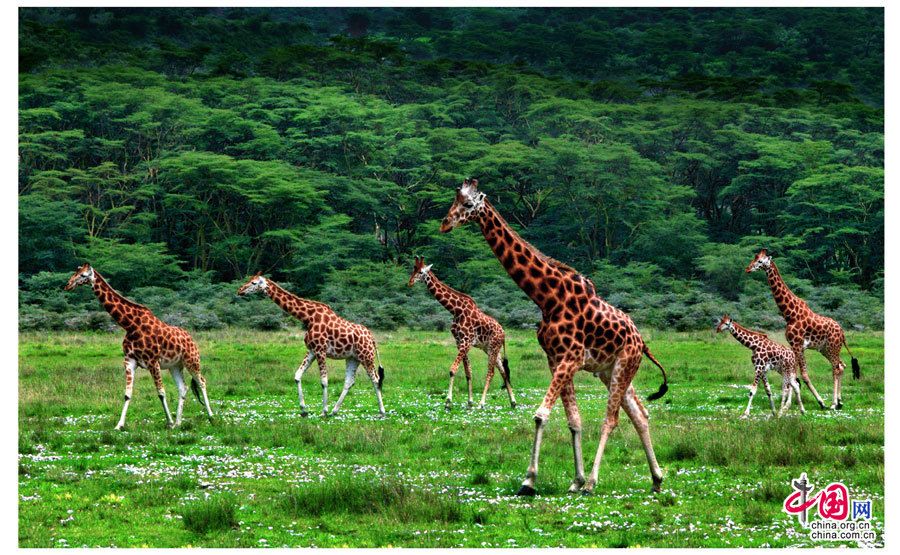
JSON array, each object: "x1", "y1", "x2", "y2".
[
  {"x1": 844, "y1": 338, "x2": 860, "y2": 379},
  {"x1": 190, "y1": 377, "x2": 202, "y2": 403},
  {"x1": 501, "y1": 340, "x2": 511, "y2": 386},
  {"x1": 375, "y1": 346, "x2": 385, "y2": 389},
  {"x1": 642, "y1": 345, "x2": 669, "y2": 401}
]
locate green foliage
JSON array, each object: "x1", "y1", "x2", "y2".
[{"x1": 18, "y1": 8, "x2": 882, "y2": 332}]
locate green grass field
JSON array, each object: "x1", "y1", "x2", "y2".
[{"x1": 19, "y1": 328, "x2": 883, "y2": 547}]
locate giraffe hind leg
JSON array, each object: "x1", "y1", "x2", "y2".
[{"x1": 185, "y1": 357, "x2": 213, "y2": 420}]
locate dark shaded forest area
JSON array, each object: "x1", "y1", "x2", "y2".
[{"x1": 19, "y1": 7, "x2": 883, "y2": 332}]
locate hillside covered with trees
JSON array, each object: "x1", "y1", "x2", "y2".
[{"x1": 19, "y1": 7, "x2": 884, "y2": 332}]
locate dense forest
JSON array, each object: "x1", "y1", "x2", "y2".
[{"x1": 19, "y1": 7, "x2": 884, "y2": 332}]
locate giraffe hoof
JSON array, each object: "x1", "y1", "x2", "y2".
[
  {"x1": 836, "y1": 401, "x2": 843, "y2": 410},
  {"x1": 652, "y1": 477, "x2": 663, "y2": 493},
  {"x1": 300, "y1": 410, "x2": 309, "y2": 418},
  {"x1": 114, "y1": 425, "x2": 124, "y2": 431},
  {"x1": 580, "y1": 488, "x2": 594, "y2": 497},
  {"x1": 515, "y1": 485, "x2": 536, "y2": 497},
  {"x1": 510, "y1": 401, "x2": 517, "y2": 409},
  {"x1": 568, "y1": 479, "x2": 585, "y2": 493}
]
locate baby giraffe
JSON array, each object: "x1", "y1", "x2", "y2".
[
  {"x1": 716, "y1": 314, "x2": 804, "y2": 418},
  {"x1": 237, "y1": 273, "x2": 385, "y2": 417},
  {"x1": 64, "y1": 264, "x2": 214, "y2": 430},
  {"x1": 408, "y1": 256, "x2": 516, "y2": 410}
]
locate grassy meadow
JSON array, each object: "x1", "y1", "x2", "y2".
[{"x1": 19, "y1": 328, "x2": 883, "y2": 547}]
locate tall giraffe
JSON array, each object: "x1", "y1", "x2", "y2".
[
  {"x1": 408, "y1": 256, "x2": 516, "y2": 410},
  {"x1": 715, "y1": 314, "x2": 804, "y2": 418},
  {"x1": 64, "y1": 264, "x2": 214, "y2": 430},
  {"x1": 237, "y1": 273, "x2": 386, "y2": 417},
  {"x1": 440, "y1": 179, "x2": 668, "y2": 496},
  {"x1": 746, "y1": 249, "x2": 860, "y2": 410}
]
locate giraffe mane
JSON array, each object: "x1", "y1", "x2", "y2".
[
  {"x1": 268, "y1": 279, "x2": 335, "y2": 313},
  {"x1": 429, "y1": 270, "x2": 478, "y2": 306},
  {"x1": 733, "y1": 321, "x2": 770, "y2": 339},
  {"x1": 93, "y1": 271, "x2": 152, "y2": 312},
  {"x1": 485, "y1": 199, "x2": 595, "y2": 294}
]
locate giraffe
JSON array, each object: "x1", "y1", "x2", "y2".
[
  {"x1": 63, "y1": 263, "x2": 214, "y2": 430},
  {"x1": 440, "y1": 179, "x2": 669, "y2": 496},
  {"x1": 715, "y1": 314, "x2": 805, "y2": 418},
  {"x1": 237, "y1": 273, "x2": 386, "y2": 417},
  {"x1": 408, "y1": 255, "x2": 516, "y2": 410},
  {"x1": 746, "y1": 249, "x2": 860, "y2": 410}
]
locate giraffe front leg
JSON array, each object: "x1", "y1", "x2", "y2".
[
  {"x1": 462, "y1": 354, "x2": 474, "y2": 409},
  {"x1": 149, "y1": 361, "x2": 174, "y2": 428},
  {"x1": 561, "y1": 381, "x2": 586, "y2": 493},
  {"x1": 762, "y1": 374, "x2": 776, "y2": 417},
  {"x1": 115, "y1": 357, "x2": 137, "y2": 430},
  {"x1": 330, "y1": 359, "x2": 358, "y2": 416},
  {"x1": 316, "y1": 353, "x2": 329, "y2": 417},
  {"x1": 741, "y1": 384, "x2": 757, "y2": 419},
  {"x1": 294, "y1": 351, "x2": 314, "y2": 417},
  {"x1": 517, "y1": 357, "x2": 581, "y2": 497},
  {"x1": 172, "y1": 367, "x2": 188, "y2": 426},
  {"x1": 446, "y1": 349, "x2": 466, "y2": 411},
  {"x1": 778, "y1": 376, "x2": 791, "y2": 417}
]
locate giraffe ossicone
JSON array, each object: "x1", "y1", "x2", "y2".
[
  {"x1": 64, "y1": 263, "x2": 214, "y2": 430},
  {"x1": 441, "y1": 178, "x2": 668, "y2": 497}
]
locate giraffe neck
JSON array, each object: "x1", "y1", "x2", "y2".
[
  {"x1": 764, "y1": 261, "x2": 808, "y2": 321},
  {"x1": 265, "y1": 280, "x2": 327, "y2": 324},
  {"x1": 422, "y1": 271, "x2": 473, "y2": 318},
  {"x1": 729, "y1": 322, "x2": 764, "y2": 350},
  {"x1": 475, "y1": 199, "x2": 593, "y2": 314},
  {"x1": 91, "y1": 271, "x2": 150, "y2": 332}
]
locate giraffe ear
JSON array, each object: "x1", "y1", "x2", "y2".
[
  {"x1": 423, "y1": 264, "x2": 433, "y2": 273},
  {"x1": 470, "y1": 179, "x2": 478, "y2": 189}
]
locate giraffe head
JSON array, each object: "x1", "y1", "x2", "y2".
[
  {"x1": 64, "y1": 263, "x2": 95, "y2": 291},
  {"x1": 440, "y1": 178, "x2": 487, "y2": 233},
  {"x1": 745, "y1": 249, "x2": 772, "y2": 273},
  {"x1": 237, "y1": 272, "x2": 268, "y2": 296},
  {"x1": 715, "y1": 314, "x2": 734, "y2": 333},
  {"x1": 407, "y1": 256, "x2": 433, "y2": 287}
]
